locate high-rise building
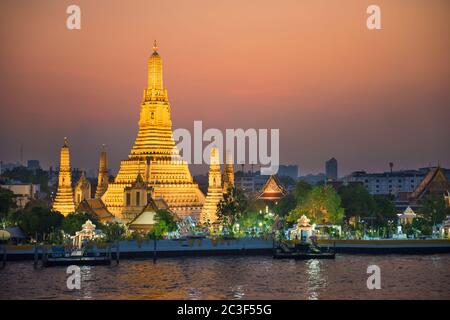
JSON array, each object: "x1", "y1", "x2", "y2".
[
  {"x1": 278, "y1": 165, "x2": 299, "y2": 180},
  {"x1": 325, "y1": 158, "x2": 338, "y2": 181},
  {"x1": 27, "y1": 160, "x2": 41, "y2": 171},
  {"x1": 101, "y1": 42, "x2": 205, "y2": 220},
  {"x1": 52, "y1": 138, "x2": 75, "y2": 215}
]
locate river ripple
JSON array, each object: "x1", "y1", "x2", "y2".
[{"x1": 1, "y1": 254, "x2": 449, "y2": 299}]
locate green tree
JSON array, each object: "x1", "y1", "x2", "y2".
[
  {"x1": 338, "y1": 184, "x2": 374, "y2": 221},
  {"x1": 373, "y1": 195, "x2": 396, "y2": 223},
  {"x1": 217, "y1": 187, "x2": 248, "y2": 227},
  {"x1": 274, "y1": 193, "x2": 296, "y2": 217},
  {"x1": 0, "y1": 187, "x2": 16, "y2": 223},
  {"x1": 278, "y1": 175, "x2": 296, "y2": 188},
  {"x1": 103, "y1": 221, "x2": 126, "y2": 242},
  {"x1": 419, "y1": 194, "x2": 449, "y2": 227},
  {"x1": 155, "y1": 209, "x2": 177, "y2": 232},
  {"x1": 10, "y1": 204, "x2": 64, "y2": 240},
  {"x1": 61, "y1": 211, "x2": 102, "y2": 235},
  {"x1": 288, "y1": 185, "x2": 344, "y2": 224},
  {"x1": 146, "y1": 209, "x2": 178, "y2": 240},
  {"x1": 293, "y1": 180, "x2": 312, "y2": 205},
  {"x1": 247, "y1": 197, "x2": 266, "y2": 215}
]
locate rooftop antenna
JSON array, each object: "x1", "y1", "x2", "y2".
[
  {"x1": 20, "y1": 143, "x2": 24, "y2": 166},
  {"x1": 389, "y1": 162, "x2": 393, "y2": 174}
]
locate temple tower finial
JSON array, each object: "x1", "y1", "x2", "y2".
[
  {"x1": 148, "y1": 40, "x2": 163, "y2": 90},
  {"x1": 95, "y1": 145, "x2": 109, "y2": 199}
]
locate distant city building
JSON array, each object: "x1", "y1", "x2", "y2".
[
  {"x1": 299, "y1": 173, "x2": 327, "y2": 185},
  {"x1": 325, "y1": 158, "x2": 338, "y2": 181},
  {"x1": 26, "y1": 160, "x2": 41, "y2": 171},
  {"x1": 0, "y1": 161, "x2": 22, "y2": 174},
  {"x1": 235, "y1": 173, "x2": 268, "y2": 194},
  {"x1": 278, "y1": 165, "x2": 299, "y2": 180},
  {"x1": 0, "y1": 183, "x2": 40, "y2": 208},
  {"x1": 340, "y1": 168, "x2": 447, "y2": 195},
  {"x1": 342, "y1": 170, "x2": 420, "y2": 195}
]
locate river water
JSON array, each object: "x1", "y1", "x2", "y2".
[{"x1": 1, "y1": 254, "x2": 449, "y2": 299}]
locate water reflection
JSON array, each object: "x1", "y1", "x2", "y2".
[
  {"x1": 1, "y1": 255, "x2": 449, "y2": 300},
  {"x1": 305, "y1": 259, "x2": 326, "y2": 300},
  {"x1": 187, "y1": 287, "x2": 202, "y2": 300},
  {"x1": 80, "y1": 266, "x2": 93, "y2": 299},
  {"x1": 230, "y1": 285, "x2": 245, "y2": 300}
]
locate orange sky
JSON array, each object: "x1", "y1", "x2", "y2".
[{"x1": 0, "y1": 0, "x2": 449, "y2": 176}]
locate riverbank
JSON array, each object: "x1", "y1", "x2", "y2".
[{"x1": 2, "y1": 238, "x2": 450, "y2": 261}]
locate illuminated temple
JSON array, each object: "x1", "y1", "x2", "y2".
[
  {"x1": 201, "y1": 147, "x2": 223, "y2": 224},
  {"x1": 201, "y1": 149, "x2": 235, "y2": 224},
  {"x1": 100, "y1": 42, "x2": 205, "y2": 221},
  {"x1": 53, "y1": 138, "x2": 75, "y2": 216}
]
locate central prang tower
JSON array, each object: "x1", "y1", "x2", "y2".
[{"x1": 101, "y1": 42, "x2": 205, "y2": 221}]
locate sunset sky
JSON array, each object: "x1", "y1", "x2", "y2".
[{"x1": 0, "y1": 0, "x2": 449, "y2": 176}]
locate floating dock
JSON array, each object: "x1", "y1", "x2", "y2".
[{"x1": 43, "y1": 256, "x2": 111, "y2": 267}]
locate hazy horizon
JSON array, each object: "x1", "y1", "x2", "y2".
[{"x1": 1, "y1": 0, "x2": 449, "y2": 176}]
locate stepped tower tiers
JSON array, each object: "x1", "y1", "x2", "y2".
[
  {"x1": 95, "y1": 145, "x2": 109, "y2": 198},
  {"x1": 53, "y1": 138, "x2": 75, "y2": 216},
  {"x1": 201, "y1": 147, "x2": 224, "y2": 224},
  {"x1": 222, "y1": 150, "x2": 235, "y2": 193},
  {"x1": 74, "y1": 171, "x2": 92, "y2": 206},
  {"x1": 101, "y1": 42, "x2": 205, "y2": 220}
]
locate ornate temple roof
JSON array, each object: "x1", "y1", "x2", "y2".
[
  {"x1": 257, "y1": 175, "x2": 287, "y2": 201},
  {"x1": 128, "y1": 197, "x2": 172, "y2": 231},
  {"x1": 76, "y1": 198, "x2": 114, "y2": 223},
  {"x1": 75, "y1": 171, "x2": 90, "y2": 188},
  {"x1": 398, "y1": 206, "x2": 416, "y2": 219},
  {"x1": 409, "y1": 167, "x2": 450, "y2": 201}
]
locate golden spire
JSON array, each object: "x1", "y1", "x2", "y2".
[
  {"x1": 148, "y1": 40, "x2": 163, "y2": 90},
  {"x1": 95, "y1": 144, "x2": 109, "y2": 199},
  {"x1": 222, "y1": 150, "x2": 235, "y2": 192},
  {"x1": 53, "y1": 137, "x2": 75, "y2": 215},
  {"x1": 200, "y1": 146, "x2": 223, "y2": 224}
]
